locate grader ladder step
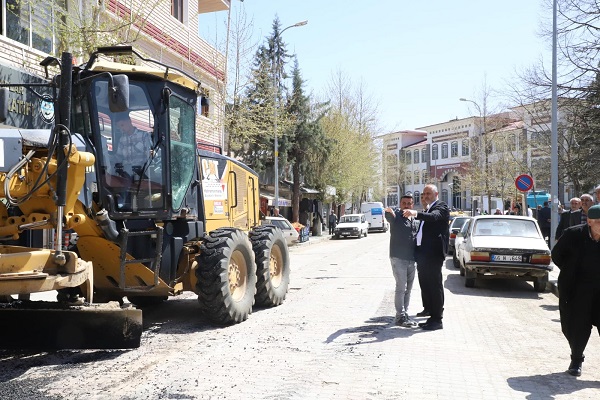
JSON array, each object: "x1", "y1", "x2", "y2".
[{"x1": 118, "y1": 226, "x2": 164, "y2": 290}]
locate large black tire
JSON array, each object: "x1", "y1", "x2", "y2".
[
  {"x1": 465, "y1": 268, "x2": 476, "y2": 288},
  {"x1": 533, "y1": 272, "x2": 549, "y2": 292},
  {"x1": 196, "y1": 228, "x2": 257, "y2": 325},
  {"x1": 250, "y1": 226, "x2": 290, "y2": 307},
  {"x1": 453, "y1": 254, "x2": 460, "y2": 269}
]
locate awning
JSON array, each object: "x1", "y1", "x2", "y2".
[{"x1": 260, "y1": 192, "x2": 292, "y2": 207}]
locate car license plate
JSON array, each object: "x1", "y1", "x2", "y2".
[
  {"x1": 341, "y1": 232, "x2": 349, "y2": 236},
  {"x1": 491, "y1": 254, "x2": 522, "y2": 262}
]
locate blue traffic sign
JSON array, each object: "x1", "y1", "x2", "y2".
[{"x1": 515, "y1": 174, "x2": 534, "y2": 192}]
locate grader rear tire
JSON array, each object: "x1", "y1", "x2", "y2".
[
  {"x1": 250, "y1": 226, "x2": 290, "y2": 307},
  {"x1": 196, "y1": 228, "x2": 257, "y2": 325}
]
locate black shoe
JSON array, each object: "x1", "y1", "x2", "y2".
[
  {"x1": 416, "y1": 310, "x2": 430, "y2": 317},
  {"x1": 567, "y1": 360, "x2": 583, "y2": 376},
  {"x1": 422, "y1": 321, "x2": 443, "y2": 331},
  {"x1": 418, "y1": 321, "x2": 429, "y2": 327}
]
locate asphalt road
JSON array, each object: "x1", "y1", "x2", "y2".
[{"x1": 0, "y1": 232, "x2": 599, "y2": 399}]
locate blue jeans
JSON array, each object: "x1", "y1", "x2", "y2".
[{"x1": 390, "y1": 257, "x2": 416, "y2": 318}]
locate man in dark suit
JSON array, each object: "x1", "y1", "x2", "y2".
[
  {"x1": 403, "y1": 184, "x2": 449, "y2": 330},
  {"x1": 556, "y1": 197, "x2": 582, "y2": 241},
  {"x1": 537, "y1": 201, "x2": 552, "y2": 245}
]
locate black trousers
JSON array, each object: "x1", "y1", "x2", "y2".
[
  {"x1": 416, "y1": 252, "x2": 445, "y2": 322},
  {"x1": 329, "y1": 223, "x2": 336, "y2": 235},
  {"x1": 560, "y1": 286, "x2": 600, "y2": 359}
]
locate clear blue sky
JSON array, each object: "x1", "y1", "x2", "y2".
[{"x1": 199, "y1": 1, "x2": 549, "y2": 133}]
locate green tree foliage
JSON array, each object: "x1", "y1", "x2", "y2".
[
  {"x1": 319, "y1": 70, "x2": 381, "y2": 210},
  {"x1": 284, "y1": 59, "x2": 331, "y2": 222}
]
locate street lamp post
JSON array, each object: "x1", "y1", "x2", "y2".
[
  {"x1": 273, "y1": 20, "x2": 308, "y2": 213},
  {"x1": 460, "y1": 97, "x2": 490, "y2": 213}
]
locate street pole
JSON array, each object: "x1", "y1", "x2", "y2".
[
  {"x1": 550, "y1": 0, "x2": 558, "y2": 246},
  {"x1": 273, "y1": 20, "x2": 308, "y2": 213}
]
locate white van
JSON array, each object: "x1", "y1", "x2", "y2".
[{"x1": 360, "y1": 202, "x2": 388, "y2": 232}]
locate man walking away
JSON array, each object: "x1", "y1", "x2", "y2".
[
  {"x1": 328, "y1": 209, "x2": 338, "y2": 235},
  {"x1": 537, "y1": 201, "x2": 551, "y2": 245},
  {"x1": 384, "y1": 195, "x2": 418, "y2": 327},
  {"x1": 403, "y1": 184, "x2": 449, "y2": 331}
]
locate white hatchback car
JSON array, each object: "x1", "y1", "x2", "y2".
[
  {"x1": 334, "y1": 213, "x2": 369, "y2": 239},
  {"x1": 262, "y1": 216, "x2": 298, "y2": 246}
]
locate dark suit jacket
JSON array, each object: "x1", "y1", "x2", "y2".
[
  {"x1": 415, "y1": 200, "x2": 450, "y2": 260},
  {"x1": 537, "y1": 206, "x2": 551, "y2": 228},
  {"x1": 555, "y1": 209, "x2": 583, "y2": 240}
]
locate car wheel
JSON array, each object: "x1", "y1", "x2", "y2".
[
  {"x1": 465, "y1": 268, "x2": 476, "y2": 288},
  {"x1": 452, "y1": 254, "x2": 460, "y2": 268},
  {"x1": 533, "y1": 272, "x2": 549, "y2": 292},
  {"x1": 459, "y1": 262, "x2": 465, "y2": 276},
  {"x1": 364, "y1": 230, "x2": 368, "y2": 237}
]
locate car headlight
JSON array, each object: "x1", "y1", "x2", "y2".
[
  {"x1": 352, "y1": 227, "x2": 359, "y2": 232},
  {"x1": 334, "y1": 227, "x2": 339, "y2": 231}
]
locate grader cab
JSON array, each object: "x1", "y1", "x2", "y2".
[{"x1": 0, "y1": 47, "x2": 290, "y2": 349}]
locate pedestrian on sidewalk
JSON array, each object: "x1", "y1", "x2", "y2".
[
  {"x1": 555, "y1": 197, "x2": 582, "y2": 241},
  {"x1": 551, "y1": 204, "x2": 600, "y2": 377},
  {"x1": 328, "y1": 209, "x2": 337, "y2": 235},
  {"x1": 537, "y1": 201, "x2": 551, "y2": 245},
  {"x1": 403, "y1": 184, "x2": 449, "y2": 331},
  {"x1": 384, "y1": 195, "x2": 418, "y2": 327}
]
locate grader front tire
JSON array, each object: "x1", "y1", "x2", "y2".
[
  {"x1": 250, "y1": 226, "x2": 290, "y2": 307},
  {"x1": 196, "y1": 228, "x2": 257, "y2": 325}
]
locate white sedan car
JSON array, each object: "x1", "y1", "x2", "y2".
[
  {"x1": 262, "y1": 216, "x2": 298, "y2": 246},
  {"x1": 456, "y1": 215, "x2": 553, "y2": 292},
  {"x1": 334, "y1": 213, "x2": 369, "y2": 239}
]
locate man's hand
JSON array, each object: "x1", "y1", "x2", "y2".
[
  {"x1": 384, "y1": 207, "x2": 394, "y2": 214},
  {"x1": 402, "y1": 209, "x2": 418, "y2": 218}
]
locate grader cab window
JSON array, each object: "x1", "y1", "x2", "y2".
[{"x1": 169, "y1": 95, "x2": 196, "y2": 210}]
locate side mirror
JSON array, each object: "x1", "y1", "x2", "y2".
[
  {"x1": 108, "y1": 74, "x2": 129, "y2": 112},
  {"x1": 0, "y1": 88, "x2": 9, "y2": 123}
]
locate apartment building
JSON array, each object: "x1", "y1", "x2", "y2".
[{"x1": 0, "y1": 0, "x2": 228, "y2": 147}]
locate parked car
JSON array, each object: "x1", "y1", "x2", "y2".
[
  {"x1": 334, "y1": 213, "x2": 369, "y2": 239},
  {"x1": 448, "y1": 216, "x2": 471, "y2": 255},
  {"x1": 453, "y1": 218, "x2": 472, "y2": 268},
  {"x1": 457, "y1": 215, "x2": 553, "y2": 292},
  {"x1": 262, "y1": 216, "x2": 298, "y2": 246}
]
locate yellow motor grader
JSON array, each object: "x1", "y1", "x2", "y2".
[{"x1": 0, "y1": 47, "x2": 290, "y2": 349}]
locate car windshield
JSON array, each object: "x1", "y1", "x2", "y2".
[
  {"x1": 341, "y1": 216, "x2": 359, "y2": 223},
  {"x1": 268, "y1": 219, "x2": 292, "y2": 230},
  {"x1": 473, "y1": 218, "x2": 540, "y2": 238}
]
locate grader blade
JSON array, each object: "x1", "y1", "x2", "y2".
[{"x1": 0, "y1": 301, "x2": 142, "y2": 350}]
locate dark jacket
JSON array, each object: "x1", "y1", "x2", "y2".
[
  {"x1": 537, "y1": 206, "x2": 551, "y2": 229},
  {"x1": 551, "y1": 224, "x2": 589, "y2": 302},
  {"x1": 555, "y1": 209, "x2": 583, "y2": 240},
  {"x1": 415, "y1": 200, "x2": 450, "y2": 259},
  {"x1": 328, "y1": 213, "x2": 337, "y2": 225},
  {"x1": 385, "y1": 208, "x2": 417, "y2": 261}
]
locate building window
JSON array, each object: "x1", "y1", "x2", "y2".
[
  {"x1": 413, "y1": 149, "x2": 419, "y2": 164},
  {"x1": 172, "y1": 0, "x2": 184, "y2": 22},
  {"x1": 462, "y1": 139, "x2": 469, "y2": 156},
  {"x1": 6, "y1": 0, "x2": 55, "y2": 53},
  {"x1": 405, "y1": 150, "x2": 412, "y2": 164},
  {"x1": 441, "y1": 189, "x2": 449, "y2": 204},
  {"x1": 421, "y1": 148, "x2": 428, "y2": 162},
  {"x1": 432, "y1": 144, "x2": 438, "y2": 160},
  {"x1": 405, "y1": 171, "x2": 412, "y2": 185},
  {"x1": 451, "y1": 141, "x2": 458, "y2": 157},
  {"x1": 200, "y1": 95, "x2": 210, "y2": 117},
  {"x1": 508, "y1": 134, "x2": 516, "y2": 151},
  {"x1": 422, "y1": 169, "x2": 428, "y2": 182},
  {"x1": 441, "y1": 143, "x2": 448, "y2": 159},
  {"x1": 414, "y1": 170, "x2": 420, "y2": 184},
  {"x1": 414, "y1": 191, "x2": 421, "y2": 205}
]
